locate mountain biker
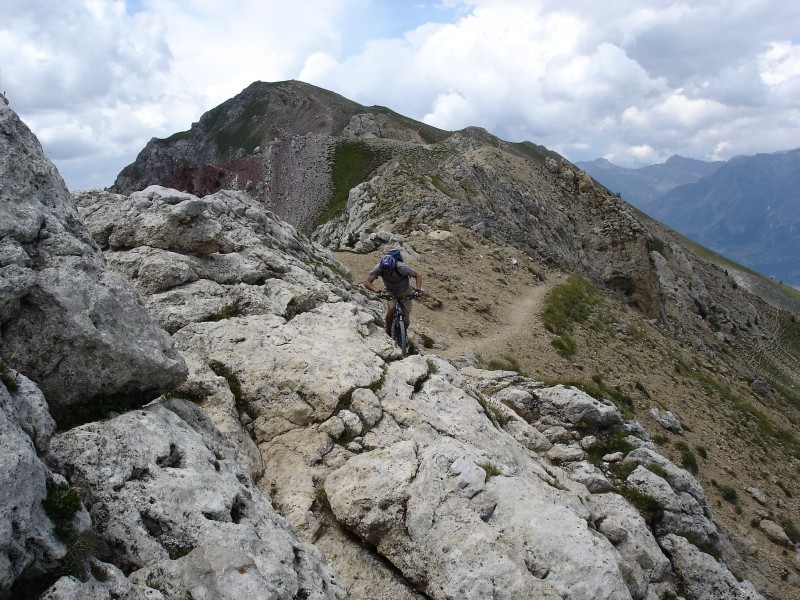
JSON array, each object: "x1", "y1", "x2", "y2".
[{"x1": 364, "y1": 252, "x2": 423, "y2": 337}]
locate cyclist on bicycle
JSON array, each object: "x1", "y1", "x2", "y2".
[{"x1": 364, "y1": 252, "x2": 423, "y2": 337}]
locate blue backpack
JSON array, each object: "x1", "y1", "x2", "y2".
[{"x1": 387, "y1": 249, "x2": 404, "y2": 263}]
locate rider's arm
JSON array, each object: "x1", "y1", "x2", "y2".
[{"x1": 364, "y1": 275, "x2": 380, "y2": 293}]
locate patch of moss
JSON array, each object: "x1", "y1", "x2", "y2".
[
  {"x1": 208, "y1": 360, "x2": 250, "y2": 418},
  {"x1": 205, "y1": 300, "x2": 245, "y2": 321}
]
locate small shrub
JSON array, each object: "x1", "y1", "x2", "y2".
[
  {"x1": 634, "y1": 381, "x2": 651, "y2": 398},
  {"x1": 420, "y1": 333, "x2": 435, "y2": 349},
  {"x1": 719, "y1": 485, "x2": 738, "y2": 503},
  {"x1": 617, "y1": 486, "x2": 664, "y2": 522},
  {"x1": 42, "y1": 483, "x2": 81, "y2": 530},
  {"x1": 646, "y1": 464, "x2": 667, "y2": 478},
  {"x1": 675, "y1": 442, "x2": 698, "y2": 474},
  {"x1": 587, "y1": 428, "x2": 635, "y2": 464},
  {"x1": 779, "y1": 517, "x2": 800, "y2": 544},
  {"x1": 652, "y1": 434, "x2": 669, "y2": 446},
  {"x1": 695, "y1": 445, "x2": 708, "y2": 459}
]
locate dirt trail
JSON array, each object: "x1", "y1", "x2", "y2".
[{"x1": 439, "y1": 281, "x2": 551, "y2": 362}]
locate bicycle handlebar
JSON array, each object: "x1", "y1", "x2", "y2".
[{"x1": 377, "y1": 289, "x2": 422, "y2": 300}]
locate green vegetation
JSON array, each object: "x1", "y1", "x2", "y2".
[
  {"x1": 43, "y1": 483, "x2": 82, "y2": 540},
  {"x1": 542, "y1": 274, "x2": 603, "y2": 335},
  {"x1": 651, "y1": 433, "x2": 669, "y2": 446},
  {"x1": 718, "y1": 484, "x2": 738, "y2": 503},
  {"x1": 649, "y1": 237, "x2": 667, "y2": 256},
  {"x1": 541, "y1": 274, "x2": 603, "y2": 358},
  {"x1": 674, "y1": 357, "x2": 800, "y2": 459},
  {"x1": 206, "y1": 300, "x2": 245, "y2": 321},
  {"x1": 551, "y1": 335, "x2": 576, "y2": 358},
  {"x1": 779, "y1": 517, "x2": 799, "y2": 544},
  {"x1": 315, "y1": 140, "x2": 392, "y2": 227},
  {"x1": 511, "y1": 141, "x2": 562, "y2": 167},
  {"x1": 208, "y1": 360, "x2": 250, "y2": 418},
  {"x1": 616, "y1": 486, "x2": 664, "y2": 524},
  {"x1": 695, "y1": 445, "x2": 708, "y2": 459},
  {"x1": 479, "y1": 461, "x2": 501, "y2": 478},
  {"x1": 777, "y1": 481, "x2": 793, "y2": 498},
  {"x1": 470, "y1": 390, "x2": 509, "y2": 429},
  {"x1": 587, "y1": 427, "x2": 636, "y2": 464},
  {"x1": 675, "y1": 441, "x2": 699, "y2": 474},
  {"x1": 681, "y1": 533, "x2": 721, "y2": 561},
  {"x1": 205, "y1": 97, "x2": 270, "y2": 154},
  {"x1": 419, "y1": 332, "x2": 435, "y2": 349},
  {"x1": 486, "y1": 354, "x2": 524, "y2": 375}
]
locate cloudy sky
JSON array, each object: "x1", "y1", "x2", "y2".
[{"x1": 2, "y1": 0, "x2": 799, "y2": 191}]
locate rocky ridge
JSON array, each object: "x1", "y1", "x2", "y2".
[{"x1": 1, "y1": 96, "x2": 789, "y2": 598}]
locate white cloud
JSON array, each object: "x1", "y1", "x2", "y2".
[{"x1": 2, "y1": 0, "x2": 799, "y2": 189}]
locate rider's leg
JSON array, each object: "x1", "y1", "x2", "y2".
[
  {"x1": 399, "y1": 298, "x2": 411, "y2": 329},
  {"x1": 385, "y1": 301, "x2": 397, "y2": 336}
]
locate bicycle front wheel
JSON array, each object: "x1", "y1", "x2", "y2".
[{"x1": 392, "y1": 318, "x2": 408, "y2": 356}]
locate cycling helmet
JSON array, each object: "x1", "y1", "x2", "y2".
[{"x1": 379, "y1": 254, "x2": 396, "y2": 272}]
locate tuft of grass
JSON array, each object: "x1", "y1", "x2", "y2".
[
  {"x1": 42, "y1": 483, "x2": 81, "y2": 532},
  {"x1": 551, "y1": 335, "x2": 576, "y2": 357},
  {"x1": 419, "y1": 332, "x2": 435, "y2": 349},
  {"x1": 479, "y1": 462, "x2": 501, "y2": 478},
  {"x1": 777, "y1": 481, "x2": 793, "y2": 498},
  {"x1": 675, "y1": 442, "x2": 699, "y2": 474},
  {"x1": 695, "y1": 445, "x2": 708, "y2": 459},
  {"x1": 587, "y1": 427, "x2": 636, "y2": 464},
  {"x1": 486, "y1": 354, "x2": 524, "y2": 375}
]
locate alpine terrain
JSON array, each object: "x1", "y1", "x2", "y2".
[
  {"x1": 578, "y1": 151, "x2": 800, "y2": 288},
  {"x1": 2, "y1": 81, "x2": 800, "y2": 600}
]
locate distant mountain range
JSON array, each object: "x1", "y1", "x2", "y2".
[{"x1": 578, "y1": 150, "x2": 800, "y2": 287}]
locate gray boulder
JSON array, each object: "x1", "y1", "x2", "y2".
[
  {"x1": 0, "y1": 101, "x2": 187, "y2": 428},
  {"x1": 0, "y1": 372, "x2": 62, "y2": 593},
  {"x1": 46, "y1": 399, "x2": 346, "y2": 599}
]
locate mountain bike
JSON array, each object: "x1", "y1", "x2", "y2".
[{"x1": 378, "y1": 290, "x2": 421, "y2": 356}]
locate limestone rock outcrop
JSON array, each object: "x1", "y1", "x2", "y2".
[{"x1": 0, "y1": 99, "x2": 187, "y2": 428}]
